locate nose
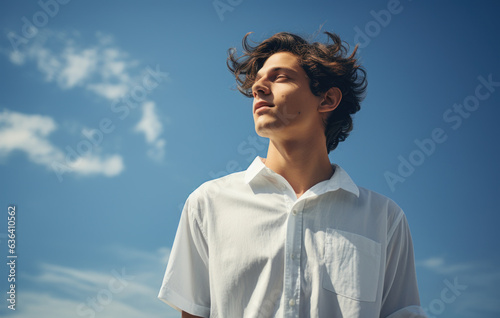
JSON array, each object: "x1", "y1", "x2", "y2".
[{"x1": 252, "y1": 78, "x2": 270, "y2": 98}]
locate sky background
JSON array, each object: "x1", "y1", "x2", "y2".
[{"x1": 0, "y1": 0, "x2": 499, "y2": 317}]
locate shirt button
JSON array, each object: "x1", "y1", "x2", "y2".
[
  {"x1": 289, "y1": 299, "x2": 296, "y2": 307},
  {"x1": 290, "y1": 253, "x2": 295, "y2": 260},
  {"x1": 292, "y1": 209, "x2": 298, "y2": 216}
]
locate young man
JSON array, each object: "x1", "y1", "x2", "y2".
[{"x1": 158, "y1": 31, "x2": 426, "y2": 318}]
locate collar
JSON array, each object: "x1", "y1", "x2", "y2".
[{"x1": 244, "y1": 156, "x2": 359, "y2": 197}]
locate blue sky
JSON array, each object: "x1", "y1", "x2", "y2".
[{"x1": 0, "y1": 0, "x2": 499, "y2": 317}]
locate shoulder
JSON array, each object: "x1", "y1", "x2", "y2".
[
  {"x1": 356, "y1": 186, "x2": 406, "y2": 228},
  {"x1": 193, "y1": 170, "x2": 247, "y2": 198},
  {"x1": 184, "y1": 170, "x2": 248, "y2": 211},
  {"x1": 357, "y1": 186, "x2": 402, "y2": 210},
  {"x1": 181, "y1": 170, "x2": 248, "y2": 228}
]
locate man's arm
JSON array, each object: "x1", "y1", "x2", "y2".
[
  {"x1": 158, "y1": 193, "x2": 211, "y2": 317},
  {"x1": 182, "y1": 311, "x2": 203, "y2": 318},
  {"x1": 381, "y1": 212, "x2": 426, "y2": 317}
]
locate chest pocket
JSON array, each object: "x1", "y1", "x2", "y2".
[{"x1": 322, "y1": 228, "x2": 381, "y2": 302}]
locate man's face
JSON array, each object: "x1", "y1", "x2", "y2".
[{"x1": 251, "y1": 52, "x2": 325, "y2": 142}]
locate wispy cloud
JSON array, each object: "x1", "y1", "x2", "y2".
[
  {"x1": 135, "y1": 101, "x2": 166, "y2": 161},
  {"x1": 11, "y1": 246, "x2": 176, "y2": 318},
  {"x1": 5, "y1": 30, "x2": 135, "y2": 99},
  {"x1": 418, "y1": 256, "x2": 500, "y2": 317},
  {"x1": 0, "y1": 109, "x2": 124, "y2": 178},
  {"x1": 417, "y1": 256, "x2": 475, "y2": 275}
]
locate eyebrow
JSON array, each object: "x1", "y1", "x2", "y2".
[{"x1": 255, "y1": 67, "x2": 298, "y2": 81}]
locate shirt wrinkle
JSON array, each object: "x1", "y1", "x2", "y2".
[
  {"x1": 191, "y1": 208, "x2": 209, "y2": 246},
  {"x1": 387, "y1": 210, "x2": 404, "y2": 244}
]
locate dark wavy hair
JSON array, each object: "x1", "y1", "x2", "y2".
[{"x1": 227, "y1": 31, "x2": 367, "y2": 153}]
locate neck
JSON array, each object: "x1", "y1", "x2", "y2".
[{"x1": 264, "y1": 136, "x2": 333, "y2": 198}]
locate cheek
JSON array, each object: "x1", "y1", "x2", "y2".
[{"x1": 281, "y1": 93, "x2": 302, "y2": 113}]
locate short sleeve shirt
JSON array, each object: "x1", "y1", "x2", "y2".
[{"x1": 158, "y1": 157, "x2": 427, "y2": 318}]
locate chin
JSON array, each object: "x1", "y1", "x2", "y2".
[
  {"x1": 254, "y1": 126, "x2": 268, "y2": 138},
  {"x1": 254, "y1": 123, "x2": 272, "y2": 137},
  {"x1": 255, "y1": 124, "x2": 285, "y2": 140}
]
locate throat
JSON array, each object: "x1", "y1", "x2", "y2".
[{"x1": 264, "y1": 142, "x2": 334, "y2": 198}]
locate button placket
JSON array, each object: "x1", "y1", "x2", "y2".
[{"x1": 283, "y1": 200, "x2": 304, "y2": 318}]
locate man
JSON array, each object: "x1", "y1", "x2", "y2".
[{"x1": 158, "y1": 31, "x2": 426, "y2": 318}]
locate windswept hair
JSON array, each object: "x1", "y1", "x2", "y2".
[{"x1": 227, "y1": 31, "x2": 367, "y2": 153}]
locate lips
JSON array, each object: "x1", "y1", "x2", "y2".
[{"x1": 253, "y1": 100, "x2": 274, "y2": 113}]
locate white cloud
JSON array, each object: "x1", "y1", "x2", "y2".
[
  {"x1": 6, "y1": 30, "x2": 136, "y2": 99},
  {"x1": 3, "y1": 30, "x2": 169, "y2": 165},
  {"x1": 87, "y1": 82, "x2": 129, "y2": 100},
  {"x1": 0, "y1": 108, "x2": 59, "y2": 164},
  {"x1": 135, "y1": 101, "x2": 166, "y2": 161},
  {"x1": 101, "y1": 48, "x2": 129, "y2": 80},
  {"x1": 417, "y1": 256, "x2": 474, "y2": 275},
  {"x1": 0, "y1": 109, "x2": 124, "y2": 179},
  {"x1": 58, "y1": 47, "x2": 98, "y2": 88},
  {"x1": 32, "y1": 46, "x2": 62, "y2": 82},
  {"x1": 9, "y1": 49, "x2": 25, "y2": 64},
  {"x1": 13, "y1": 247, "x2": 177, "y2": 318},
  {"x1": 135, "y1": 101, "x2": 162, "y2": 143},
  {"x1": 70, "y1": 154, "x2": 124, "y2": 177}
]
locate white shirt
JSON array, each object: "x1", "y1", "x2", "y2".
[{"x1": 158, "y1": 157, "x2": 426, "y2": 318}]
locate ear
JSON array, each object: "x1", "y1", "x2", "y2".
[{"x1": 318, "y1": 87, "x2": 342, "y2": 113}]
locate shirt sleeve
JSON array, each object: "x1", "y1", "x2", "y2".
[
  {"x1": 158, "y1": 194, "x2": 211, "y2": 317},
  {"x1": 381, "y1": 212, "x2": 427, "y2": 318}
]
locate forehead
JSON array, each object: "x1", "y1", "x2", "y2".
[{"x1": 256, "y1": 52, "x2": 303, "y2": 78}]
